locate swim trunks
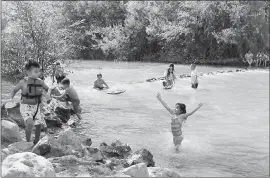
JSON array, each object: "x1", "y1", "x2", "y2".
[
  {"x1": 20, "y1": 103, "x2": 47, "y2": 127},
  {"x1": 191, "y1": 83, "x2": 198, "y2": 89},
  {"x1": 173, "y1": 135, "x2": 183, "y2": 146}
]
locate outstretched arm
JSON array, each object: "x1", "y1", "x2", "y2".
[
  {"x1": 183, "y1": 103, "x2": 203, "y2": 118},
  {"x1": 52, "y1": 89, "x2": 66, "y2": 100},
  {"x1": 10, "y1": 80, "x2": 23, "y2": 99},
  {"x1": 102, "y1": 80, "x2": 109, "y2": 88},
  {"x1": 156, "y1": 93, "x2": 174, "y2": 115}
]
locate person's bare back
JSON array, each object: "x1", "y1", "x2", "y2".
[{"x1": 65, "y1": 86, "x2": 80, "y2": 102}]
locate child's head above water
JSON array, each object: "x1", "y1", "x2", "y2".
[
  {"x1": 175, "y1": 103, "x2": 186, "y2": 115},
  {"x1": 25, "y1": 60, "x2": 41, "y2": 79},
  {"x1": 97, "y1": 73, "x2": 102, "y2": 79},
  {"x1": 60, "y1": 78, "x2": 70, "y2": 89},
  {"x1": 190, "y1": 64, "x2": 196, "y2": 71}
]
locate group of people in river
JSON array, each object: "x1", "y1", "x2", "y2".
[
  {"x1": 9, "y1": 59, "x2": 203, "y2": 152},
  {"x1": 244, "y1": 50, "x2": 269, "y2": 68}
]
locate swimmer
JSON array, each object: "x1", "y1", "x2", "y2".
[
  {"x1": 51, "y1": 78, "x2": 82, "y2": 120},
  {"x1": 163, "y1": 63, "x2": 176, "y2": 87},
  {"x1": 190, "y1": 64, "x2": 198, "y2": 89},
  {"x1": 156, "y1": 93, "x2": 203, "y2": 152},
  {"x1": 93, "y1": 73, "x2": 109, "y2": 90}
]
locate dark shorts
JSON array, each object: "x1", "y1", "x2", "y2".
[
  {"x1": 95, "y1": 86, "x2": 104, "y2": 90},
  {"x1": 191, "y1": 83, "x2": 198, "y2": 89},
  {"x1": 56, "y1": 75, "x2": 66, "y2": 84},
  {"x1": 163, "y1": 80, "x2": 173, "y2": 87}
]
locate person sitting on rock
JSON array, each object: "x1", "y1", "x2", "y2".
[
  {"x1": 51, "y1": 78, "x2": 82, "y2": 120},
  {"x1": 93, "y1": 73, "x2": 109, "y2": 90},
  {"x1": 10, "y1": 60, "x2": 50, "y2": 144}
]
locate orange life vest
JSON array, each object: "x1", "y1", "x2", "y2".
[{"x1": 21, "y1": 78, "x2": 43, "y2": 105}]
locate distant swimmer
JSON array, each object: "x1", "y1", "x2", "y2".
[
  {"x1": 94, "y1": 73, "x2": 109, "y2": 90},
  {"x1": 156, "y1": 93, "x2": 203, "y2": 152},
  {"x1": 163, "y1": 63, "x2": 176, "y2": 88},
  {"x1": 244, "y1": 50, "x2": 254, "y2": 68},
  {"x1": 190, "y1": 64, "x2": 198, "y2": 89}
]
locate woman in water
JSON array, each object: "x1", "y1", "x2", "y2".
[
  {"x1": 163, "y1": 63, "x2": 176, "y2": 87},
  {"x1": 156, "y1": 93, "x2": 203, "y2": 151}
]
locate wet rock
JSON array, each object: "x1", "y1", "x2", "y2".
[
  {"x1": 57, "y1": 128, "x2": 83, "y2": 151},
  {"x1": 54, "y1": 107, "x2": 71, "y2": 123},
  {"x1": 91, "y1": 165, "x2": 112, "y2": 176},
  {"x1": 1, "y1": 103, "x2": 8, "y2": 118},
  {"x1": 44, "y1": 115, "x2": 62, "y2": 128},
  {"x1": 2, "y1": 152, "x2": 56, "y2": 177},
  {"x1": 228, "y1": 70, "x2": 233, "y2": 73},
  {"x1": 83, "y1": 138, "x2": 92, "y2": 147},
  {"x1": 4, "y1": 103, "x2": 25, "y2": 128},
  {"x1": 32, "y1": 135, "x2": 63, "y2": 156},
  {"x1": 67, "y1": 114, "x2": 80, "y2": 127},
  {"x1": 86, "y1": 147, "x2": 104, "y2": 161},
  {"x1": 122, "y1": 163, "x2": 149, "y2": 177},
  {"x1": 126, "y1": 149, "x2": 155, "y2": 167},
  {"x1": 148, "y1": 167, "x2": 180, "y2": 177},
  {"x1": 2, "y1": 120, "x2": 22, "y2": 143},
  {"x1": 99, "y1": 140, "x2": 131, "y2": 159}
]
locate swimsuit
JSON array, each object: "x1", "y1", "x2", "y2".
[{"x1": 171, "y1": 115, "x2": 184, "y2": 145}]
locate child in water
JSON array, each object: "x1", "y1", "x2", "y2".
[
  {"x1": 156, "y1": 93, "x2": 203, "y2": 151},
  {"x1": 190, "y1": 64, "x2": 198, "y2": 89},
  {"x1": 51, "y1": 78, "x2": 82, "y2": 120},
  {"x1": 163, "y1": 63, "x2": 176, "y2": 87},
  {"x1": 10, "y1": 60, "x2": 49, "y2": 144},
  {"x1": 94, "y1": 73, "x2": 109, "y2": 90}
]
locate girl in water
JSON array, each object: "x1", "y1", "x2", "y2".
[
  {"x1": 163, "y1": 63, "x2": 176, "y2": 87},
  {"x1": 156, "y1": 93, "x2": 203, "y2": 151}
]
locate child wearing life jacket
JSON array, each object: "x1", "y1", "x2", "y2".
[
  {"x1": 156, "y1": 93, "x2": 203, "y2": 151},
  {"x1": 191, "y1": 64, "x2": 198, "y2": 89},
  {"x1": 93, "y1": 73, "x2": 109, "y2": 90},
  {"x1": 10, "y1": 60, "x2": 50, "y2": 144},
  {"x1": 51, "y1": 78, "x2": 82, "y2": 120}
]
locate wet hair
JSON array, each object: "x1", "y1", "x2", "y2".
[
  {"x1": 61, "y1": 78, "x2": 70, "y2": 85},
  {"x1": 166, "y1": 63, "x2": 175, "y2": 77},
  {"x1": 25, "y1": 60, "x2": 40, "y2": 71},
  {"x1": 176, "y1": 103, "x2": 186, "y2": 114},
  {"x1": 55, "y1": 62, "x2": 60, "y2": 66},
  {"x1": 97, "y1": 73, "x2": 102, "y2": 77}
]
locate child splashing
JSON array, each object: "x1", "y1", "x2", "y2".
[{"x1": 156, "y1": 93, "x2": 203, "y2": 152}]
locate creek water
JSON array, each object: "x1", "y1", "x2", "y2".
[{"x1": 2, "y1": 60, "x2": 269, "y2": 177}]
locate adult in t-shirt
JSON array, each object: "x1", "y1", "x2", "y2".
[{"x1": 245, "y1": 50, "x2": 254, "y2": 68}]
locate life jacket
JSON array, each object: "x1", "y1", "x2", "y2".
[{"x1": 21, "y1": 78, "x2": 43, "y2": 105}]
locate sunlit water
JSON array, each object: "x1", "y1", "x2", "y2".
[{"x1": 3, "y1": 61, "x2": 269, "y2": 177}]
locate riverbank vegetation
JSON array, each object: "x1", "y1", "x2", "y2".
[{"x1": 2, "y1": 1, "x2": 269, "y2": 82}]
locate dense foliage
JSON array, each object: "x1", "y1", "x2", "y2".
[{"x1": 1, "y1": 1, "x2": 269, "y2": 81}]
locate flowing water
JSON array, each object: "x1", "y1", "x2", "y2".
[{"x1": 3, "y1": 60, "x2": 269, "y2": 177}]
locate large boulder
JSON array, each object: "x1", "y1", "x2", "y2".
[
  {"x1": 32, "y1": 135, "x2": 63, "y2": 157},
  {"x1": 126, "y1": 149, "x2": 155, "y2": 167},
  {"x1": 84, "y1": 147, "x2": 104, "y2": 161},
  {"x1": 122, "y1": 163, "x2": 149, "y2": 177},
  {"x1": 148, "y1": 167, "x2": 180, "y2": 177},
  {"x1": 5, "y1": 104, "x2": 25, "y2": 128},
  {"x1": 1, "y1": 120, "x2": 22, "y2": 143},
  {"x1": 2, "y1": 141, "x2": 34, "y2": 162},
  {"x1": 54, "y1": 107, "x2": 71, "y2": 123},
  {"x1": 2, "y1": 152, "x2": 56, "y2": 177},
  {"x1": 56, "y1": 128, "x2": 83, "y2": 151},
  {"x1": 99, "y1": 140, "x2": 131, "y2": 159}
]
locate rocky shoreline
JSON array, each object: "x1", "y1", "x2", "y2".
[
  {"x1": 1, "y1": 99, "x2": 180, "y2": 177},
  {"x1": 1, "y1": 67, "x2": 269, "y2": 177}
]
